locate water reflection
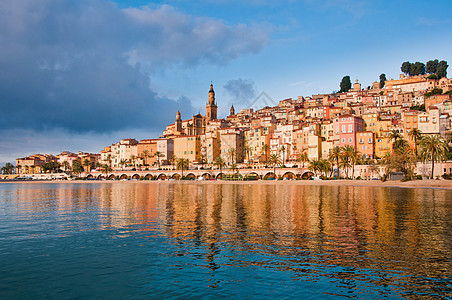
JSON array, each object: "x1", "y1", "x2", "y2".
[{"x1": 0, "y1": 182, "x2": 451, "y2": 298}]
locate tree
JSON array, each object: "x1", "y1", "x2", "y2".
[
  {"x1": 426, "y1": 59, "x2": 439, "y2": 74},
  {"x1": 379, "y1": 73, "x2": 387, "y2": 89},
  {"x1": 213, "y1": 156, "x2": 225, "y2": 179},
  {"x1": 407, "y1": 128, "x2": 422, "y2": 157},
  {"x1": 62, "y1": 161, "x2": 70, "y2": 173},
  {"x1": 176, "y1": 158, "x2": 190, "y2": 179},
  {"x1": 267, "y1": 153, "x2": 283, "y2": 179},
  {"x1": 119, "y1": 159, "x2": 127, "y2": 171},
  {"x1": 130, "y1": 155, "x2": 137, "y2": 168},
  {"x1": 382, "y1": 145, "x2": 415, "y2": 180},
  {"x1": 243, "y1": 145, "x2": 252, "y2": 166},
  {"x1": 262, "y1": 144, "x2": 270, "y2": 163},
  {"x1": 227, "y1": 148, "x2": 237, "y2": 165},
  {"x1": 437, "y1": 60, "x2": 448, "y2": 78},
  {"x1": 308, "y1": 159, "x2": 321, "y2": 176},
  {"x1": 297, "y1": 152, "x2": 309, "y2": 168},
  {"x1": 142, "y1": 150, "x2": 150, "y2": 166},
  {"x1": 154, "y1": 151, "x2": 163, "y2": 169},
  {"x1": 329, "y1": 146, "x2": 342, "y2": 178},
  {"x1": 83, "y1": 159, "x2": 90, "y2": 172},
  {"x1": 199, "y1": 153, "x2": 207, "y2": 169},
  {"x1": 1, "y1": 163, "x2": 14, "y2": 174},
  {"x1": 419, "y1": 135, "x2": 449, "y2": 179},
  {"x1": 279, "y1": 145, "x2": 287, "y2": 166},
  {"x1": 401, "y1": 61, "x2": 411, "y2": 75},
  {"x1": 413, "y1": 62, "x2": 426, "y2": 75},
  {"x1": 101, "y1": 163, "x2": 112, "y2": 179},
  {"x1": 72, "y1": 160, "x2": 84, "y2": 178},
  {"x1": 339, "y1": 75, "x2": 351, "y2": 93},
  {"x1": 318, "y1": 159, "x2": 331, "y2": 177},
  {"x1": 169, "y1": 155, "x2": 177, "y2": 170}
]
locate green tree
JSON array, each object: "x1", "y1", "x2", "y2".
[
  {"x1": 339, "y1": 75, "x2": 351, "y2": 93},
  {"x1": 414, "y1": 62, "x2": 426, "y2": 75},
  {"x1": 379, "y1": 73, "x2": 387, "y2": 88},
  {"x1": 154, "y1": 151, "x2": 163, "y2": 169},
  {"x1": 382, "y1": 145, "x2": 415, "y2": 180},
  {"x1": 407, "y1": 128, "x2": 422, "y2": 157},
  {"x1": 199, "y1": 153, "x2": 207, "y2": 169},
  {"x1": 62, "y1": 161, "x2": 70, "y2": 173},
  {"x1": 72, "y1": 160, "x2": 84, "y2": 178},
  {"x1": 426, "y1": 59, "x2": 439, "y2": 74},
  {"x1": 401, "y1": 61, "x2": 411, "y2": 75},
  {"x1": 308, "y1": 159, "x2": 321, "y2": 176},
  {"x1": 101, "y1": 163, "x2": 112, "y2": 179},
  {"x1": 1, "y1": 163, "x2": 14, "y2": 174},
  {"x1": 176, "y1": 158, "x2": 190, "y2": 179},
  {"x1": 83, "y1": 159, "x2": 90, "y2": 172},
  {"x1": 267, "y1": 153, "x2": 283, "y2": 179},
  {"x1": 329, "y1": 146, "x2": 342, "y2": 178},
  {"x1": 227, "y1": 148, "x2": 237, "y2": 165},
  {"x1": 262, "y1": 144, "x2": 270, "y2": 163},
  {"x1": 213, "y1": 156, "x2": 225, "y2": 179},
  {"x1": 119, "y1": 159, "x2": 127, "y2": 171},
  {"x1": 419, "y1": 135, "x2": 449, "y2": 179},
  {"x1": 243, "y1": 145, "x2": 252, "y2": 166},
  {"x1": 318, "y1": 158, "x2": 331, "y2": 177},
  {"x1": 437, "y1": 60, "x2": 448, "y2": 78},
  {"x1": 279, "y1": 145, "x2": 287, "y2": 166},
  {"x1": 142, "y1": 150, "x2": 150, "y2": 166},
  {"x1": 297, "y1": 152, "x2": 309, "y2": 168}
]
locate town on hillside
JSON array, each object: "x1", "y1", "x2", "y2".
[{"x1": 9, "y1": 61, "x2": 452, "y2": 180}]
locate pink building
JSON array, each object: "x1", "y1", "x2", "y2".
[{"x1": 333, "y1": 115, "x2": 364, "y2": 148}]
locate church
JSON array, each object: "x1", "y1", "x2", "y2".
[{"x1": 162, "y1": 83, "x2": 227, "y2": 137}]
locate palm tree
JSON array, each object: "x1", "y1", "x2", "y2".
[
  {"x1": 83, "y1": 159, "x2": 90, "y2": 172},
  {"x1": 319, "y1": 158, "x2": 331, "y2": 177},
  {"x1": 267, "y1": 153, "x2": 282, "y2": 179},
  {"x1": 142, "y1": 150, "x2": 150, "y2": 166},
  {"x1": 154, "y1": 151, "x2": 163, "y2": 169},
  {"x1": 297, "y1": 152, "x2": 309, "y2": 168},
  {"x1": 262, "y1": 143, "x2": 270, "y2": 163},
  {"x1": 419, "y1": 135, "x2": 449, "y2": 179},
  {"x1": 279, "y1": 145, "x2": 287, "y2": 166},
  {"x1": 176, "y1": 158, "x2": 190, "y2": 179},
  {"x1": 308, "y1": 159, "x2": 321, "y2": 176},
  {"x1": 342, "y1": 146, "x2": 360, "y2": 179},
  {"x1": 130, "y1": 155, "x2": 137, "y2": 169},
  {"x1": 227, "y1": 148, "x2": 237, "y2": 166},
  {"x1": 62, "y1": 161, "x2": 70, "y2": 173},
  {"x1": 407, "y1": 128, "x2": 422, "y2": 157},
  {"x1": 101, "y1": 163, "x2": 112, "y2": 179},
  {"x1": 329, "y1": 146, "x2": 341, "y2": 179},
  {"x1": 119, "y1": 159, "x2": 127, "y2": 171},
  {"x1": 169, "y1": 155, "x2": 177, "y2": 170},
  {"x1": 16, "y1": 164, "x2": 22, "y2": 174},
  {"x1": 340, "y1": 146, "x2": 355, "y2": 178},
  {"x1": 243, "y1": 145, "x2": 252, "y2": 166},
  {"x1": 213, "y1": 156, "x2": 225, "y2": 179}
]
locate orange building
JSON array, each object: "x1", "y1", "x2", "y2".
[
  {"x1": 356, "y1": 131, "x2": 375, "y2": 159},
  {"x1": 137, "y1": 139, "x2": 158, "y2": 166}
]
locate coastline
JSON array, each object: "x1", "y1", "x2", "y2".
[{"x1": 2, "y1": 179, "x2": 452, "y2": 190}]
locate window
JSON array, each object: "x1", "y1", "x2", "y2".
[
  {"x1": 342, "y1": 138, "x2": 345, "y2": 143},
  {"x1": 359, "y1": 139, "x2": 364, "y2": 144},
  {"x1": 368, "y1": 139, "x2": 373, "y2": 143},
  {"x1": 349, "y1": 138, "x2": 353, "y2": 143},
  {"x1": 348, "y1": 124, "x2": 352, "y2": 132}
]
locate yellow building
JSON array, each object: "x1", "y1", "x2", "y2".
[{"x1": 174, "y1": 136, "x2": 201, "y2": 162}]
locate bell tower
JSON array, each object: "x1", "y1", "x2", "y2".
[
  {"x1": 175, "y1": 110, "x2": 182, "y2": 133},
  {"x1": 206, "y1": 83, "x2": 217, "y2": 122}
]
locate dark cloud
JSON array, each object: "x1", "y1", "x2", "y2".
[
  {"x1": 0, "y1": 0, "x2": 268, "y2": 133},
  {"x1": 223, "y1": 78, "x2": 258, "y2": 104}
]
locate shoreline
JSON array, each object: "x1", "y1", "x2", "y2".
[{"x1": 2, "y1": 179, "x2": 452, "y2": 190}]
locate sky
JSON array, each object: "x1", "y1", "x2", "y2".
[{"x1": 1, "y1": 0, "x2": 452, "y2": 163}]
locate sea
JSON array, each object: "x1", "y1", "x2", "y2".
[{"x1": 0, "y1": 182, "x2": 451, "y2": 299}]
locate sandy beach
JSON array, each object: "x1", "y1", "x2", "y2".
[{"x1": 2, "y1": 179, "x2": 452, "y2": 190}]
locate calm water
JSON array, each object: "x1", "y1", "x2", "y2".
[{"x1": 0, "y1": 182, "x2": 451, "y2": 299}]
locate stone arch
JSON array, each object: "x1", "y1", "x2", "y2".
[
  {"x1": 245, "y1": 172, "x2": 260, "y2": 180},
  {"x1": 201, "y1": 173, "x2": 212, "y2": 180},
  {"x1": 282, "y1": 172, "x2": 296, "y2": 179},
  {"x1": 157, "y1": 174, "x2": 167, "y2": 180},
  {"x1": 108, "y1": 174, "x2": 116, "y2": 180},
  {"x1": 97, "y1": 174, "x2": 105, "y2": 180},
  {"x1": 215, "y1": 173, "x2": 224, "y2": 180},
  {"x1": 144, "y1": 174, "x2": 154, "y2": 180},
  {"x1": 86, "y1": 174, "x2": 94, "y2": 179},
  {"x1": 263, "y1": 172, "x2": 276, "y2": 180},
  {"x1": 171, "y1": 173, "x2": 181, "y2": 180},
  {"x1": 132, "y1": 174, "x2": 140, "y2": 180},
  {"x1": 301, "y1": 171, "x2": 314, "y2": 180},
  {"x1": 186, "y1": 173, "x2": 196, "y2": 180},
  {"x1": 120, "y1": 174, "x2": 129, "y2": 180}
]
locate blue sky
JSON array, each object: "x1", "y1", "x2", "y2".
[{"x1": 1, "y1": 0, "x2": 452, "y2": 163}]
